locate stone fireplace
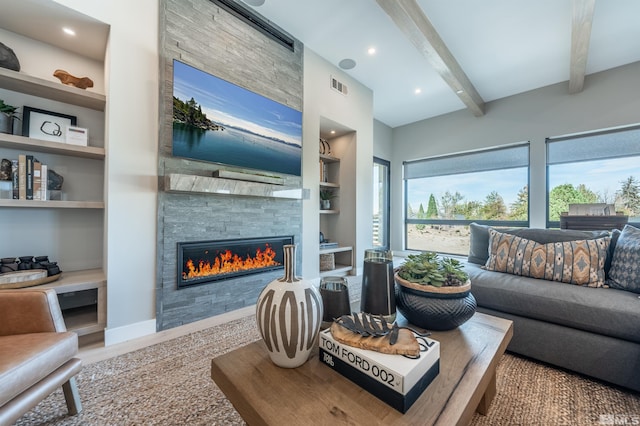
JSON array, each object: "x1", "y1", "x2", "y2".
[{"x1": 157, "y1": 0, "x2": 304, "y2": 331}]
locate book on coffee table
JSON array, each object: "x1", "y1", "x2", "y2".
[{"x1": 318, "y1": 328, "x2": 440, "y2": 413}]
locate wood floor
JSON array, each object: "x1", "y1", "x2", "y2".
[{"x1": 77, "y1": 305, "x2": 255, "y2": 365}]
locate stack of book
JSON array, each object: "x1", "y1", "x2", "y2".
[
  {"x1": 10, "y1": 154, "x2": 49, "y2": 201},
  {"x1": 318, "y1": 328, "x2": 440, "y2": 413}
]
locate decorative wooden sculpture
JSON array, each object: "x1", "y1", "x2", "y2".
[{"x1": 53, "y1": 69, "x2": 94, "y2": 89}]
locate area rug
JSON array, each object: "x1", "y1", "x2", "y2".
[{"x1": 16, "y1": 315, "x2": 640, "y2": 425}]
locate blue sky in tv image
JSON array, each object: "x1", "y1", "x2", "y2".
[{"x1": 172, "y1": 60, "x2": 302, "y2": 176}]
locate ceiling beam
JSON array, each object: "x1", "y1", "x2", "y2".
[
  {"x1": 376, "y1": 0, "x2": 485, "y2": 117},
  {"x1": 569, "y1": 0, "x2": 596, "y2": 94}
]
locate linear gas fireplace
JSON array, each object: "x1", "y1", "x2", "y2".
[{"x1": 177, "y1": 236, "x2": 293, "y2": 288}]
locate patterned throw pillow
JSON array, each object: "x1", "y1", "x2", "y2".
[
  {"x1": 485, "y1": 228, "x2": 610, "y2": 287},
  {"x1": 606, "y1": 225, "x2": 640, "y2": 294}
]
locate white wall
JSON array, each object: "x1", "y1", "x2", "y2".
[
  {"x1": 302, "y1": 49, "x2": 374, "y2": 278},
  {"x1": 374, "y1": 119, "x2": 393, "y2": 161},
  {"x1": 390, "y1": 61, "x2": 640, "y2": 252},
  {"x1": 54, "y1": 0, "x2": 159, "y2": 344}
]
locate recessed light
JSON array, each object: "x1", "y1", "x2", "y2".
[
  {"x1": 62, "y1": 27, "x2": 76, "y2": 36},
  {"x1": 415, "y1": 88, "x2": 422, "y2": 94},
  {"x1": 330, "y1": 130, "x2": 336, "y2": 134},
  {"x1": 456, "y1": 89, "x2": 464, "y2": 94},
  {"x1": 338, "y1": 58, "x2": 356, "y2": 70},
  {"x1": 367, "y1": 47, "x2": 376, "y2": 55}
]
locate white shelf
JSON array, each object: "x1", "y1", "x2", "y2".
[
  {"x1": 0, "y1": 67, "x2": 106, "y2": 111},
  {"x1": 320, "y1": 245, "x2": 353, "y2": 255},
  {"x1": 319, "y1": 153, "x2": 340, "y2": 163},
  {"x1": 320, "y1": 182, "x2": 339, "y2": 188},
  {"x1": 0, "y1": 200, "x2": 104, "y2": 209},
  {"x1": 319, "y1": 265, "x2": 353, "y2": 277},
  {"x1": 165, "y1": 173, "x2": 305, "y2": 199},
  {"x1": 37, "y1": 268, "x2": 107, "y2": 336},
  {"x1": 0, "y1": 133, "x2": 105, "y2": 159}
]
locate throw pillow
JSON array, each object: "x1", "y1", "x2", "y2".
[
  {"x1": 606, "y1": 225, "x2": 640, "y2": 293},
  {"x1": 485, "y1": 229, "x2": 610, "y2": 287},
  {"x1": 467, "y1": 222, "x2": 609, "y2": 266}
]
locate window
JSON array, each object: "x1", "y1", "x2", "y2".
[
  {"x1": 547, "y1": 125, "x2": 640, "y2": 227},
  {"x1": 373, "y1": 157, "x2": 390, "y2": 249},
  {"x1": 404, "y1": 143, "x2": 529, "y2": 255}
]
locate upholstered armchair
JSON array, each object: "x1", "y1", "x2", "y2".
[{"x1": 0, "y1": 288, "x2": 82, "y2": 424}]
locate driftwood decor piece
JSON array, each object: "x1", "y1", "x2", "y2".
[
  {"x1": 53, "y1": 69, "x2": 94, "y2": 89},
  {"x1": 330, "y1": 314, "x2": 422, "y2": 357}
]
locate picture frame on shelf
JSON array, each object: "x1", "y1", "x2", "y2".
[{"x1": 22, "y1": 106, "x2": 77, "y2": 143}]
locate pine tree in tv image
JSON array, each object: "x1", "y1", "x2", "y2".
[{"x1": 172, "y1": 60, "x2": 302, "y2": 176}]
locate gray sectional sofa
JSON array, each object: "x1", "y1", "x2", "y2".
[{"x1": 461, "y1": 223, "x2": 640, "y2": 392}]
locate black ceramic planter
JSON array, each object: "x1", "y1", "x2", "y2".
[{"x1": 394, "y1": 275, "x2": 477, "y2": 331}]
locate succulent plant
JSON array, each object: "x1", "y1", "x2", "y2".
[{"x1": 396, "y1": 251, "x2": 468, "y2": 287}]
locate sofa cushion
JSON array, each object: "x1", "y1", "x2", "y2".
[
  {"x1": 464, "y1": 261, "x2": 640, "y2": 344},
  {"x1": 0, "y1": 332, "x2": 78, "y2": 405},
  {"x1": 467, "y1": 222, "x2": 609, "y2": 265},
  {"x1": 607, "y1": 224, "x2": 640, "y2": 294},
  {"x1": 485, "y1": 229, "x2": 610, "y2": 287}
]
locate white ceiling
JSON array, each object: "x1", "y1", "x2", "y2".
[
  {"x1": 0, "y1": 0, "x2": 109, "y2": 62},
  {"x1": 2, "y1": 1, "x2": 639, "y2": 129},
  {"x1": 247, "y1": 0, "x2": 640, "y2": 128}
]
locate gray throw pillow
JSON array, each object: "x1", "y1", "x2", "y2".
[{"x1": 607, "y1": 224, "x2": 640, "y2": 294}]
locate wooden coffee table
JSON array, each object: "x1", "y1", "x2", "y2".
[{"x1": 211, "y1": 312, "x2": 513, "y2": 425}]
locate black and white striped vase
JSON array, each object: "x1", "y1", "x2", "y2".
[{"x1": 256, "y1": 244, "x2": 323, "y2": 368}]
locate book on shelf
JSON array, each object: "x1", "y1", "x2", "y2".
[
  {"x1": 318, "y1": 328, "x2": 440, "y2": 413},
  {"x1": 11, "y1": 159, "x2": 18, "y2": 199},
  {"x1": 319, "y1": 242, "x2": 339, "y2": 249},
  {"x1": 18, "y1": 154, "x2": 26, "y2": 200},
  {"x1": 40, "y1": 164, "x2": 48, "y2": 201},
  {"x1": 33, "y1": 160, "x2": 42, "y2": 201},
  {"x1": 25, "y1": 155, "x2": 34, "y2": 200}
]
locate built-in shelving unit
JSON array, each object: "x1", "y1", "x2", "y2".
[
  {"x1": 319, "y1": 246, "x2": 354, "y2": 277},
  {"x1": 319, "y1": 145, "x2": 353, "y2": 276},
  {"x1": 0, "y1": 39, "x2": 107, "y2": 338}
]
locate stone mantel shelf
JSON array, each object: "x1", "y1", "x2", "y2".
[{"x1": 164, "y1": 173, "x2": 309, "y2": 200}]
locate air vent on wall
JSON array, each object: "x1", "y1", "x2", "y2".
[
  {"x1": 330, "y1": 75, "x2": 348, "y2": 95},
  {"x1": 210, "y1": 0, "x2": 295, "y2": 51}
]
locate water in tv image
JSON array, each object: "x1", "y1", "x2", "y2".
[{"x1": 172, "y1": 60, "x2": 302, "y2": 176}]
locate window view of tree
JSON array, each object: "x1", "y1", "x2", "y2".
[{"x1": 405, "y1": 166, "x2": 529, "y2": 255}]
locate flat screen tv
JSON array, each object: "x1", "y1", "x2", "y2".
[{"x1": 172, "y1": 60, "x2": 302, "y2": 176}]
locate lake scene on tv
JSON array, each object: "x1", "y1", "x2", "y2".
[{"x1": 172, "y1": 60, "x2": 302, "y2": 176}]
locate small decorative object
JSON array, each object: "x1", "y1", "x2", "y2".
[
  {"x1": 319, "y1": 137, "x2": 331, "y2": 155},
  {"x1": 22, "y1": 106, "x2": 77, "y2": 143},
  {"x1": 65, "y1": 126, "x2": 88, "y2": 146},
  {"x1": 361, "y1": 248, "x2": 396, "y2": 322},
  {"x1": 330, "y1": 313, "x2": 429, "y2": 357},
  {"x1": 319, "y1": 276, "x2": 351, "y2": 328},
  {"x1": 53, "y1": 69, "x2": 94, "y2": 90},
  {"x1": 0, "y1": 158, "x2": 12, "y2": 180},
  {"x1": 48, "y1": 169, "x2": 64, "y2": 190},
  {"x1": 0, "y1": 42, "x2": 20, "y2": 71},
  {"x1": 0, "y1": 257, "x2": 18, "y2": 273},
  {"x1": 0, "y1": 99, "x2": 20, "y2": 134},
  {"x1": 256, "y1": 244, "x2": 323, "y2": 368},
  {"x1": 395, "y1": 252, "x2": 476, "y2": 331},
  {"x1": 319, "y1": 189, "x2": 336, "y2": 210}
]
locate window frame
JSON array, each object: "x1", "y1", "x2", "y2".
[
  {"x1": 403, "y1": 143, "x2": 530, "y2": 253},
  {"x1": 545, "y1": 124, "x2": 640, "y2": 229},
  {"x1": 373, "y1": 156, "x2": 391, "y2": 249}
]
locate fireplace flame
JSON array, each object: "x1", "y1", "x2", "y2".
[{"x1": 182, "y1": 244, "x2": 280, "y2": 281}]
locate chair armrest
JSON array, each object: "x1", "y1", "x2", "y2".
[{"x1": 0, "y1": 288, "x2": 67, "y2": 336}]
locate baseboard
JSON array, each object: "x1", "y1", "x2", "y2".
[{"x1": 104, "y1": 319, "x2": 157, "y2": 346}]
